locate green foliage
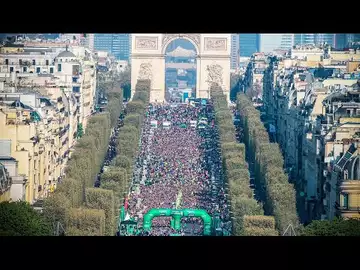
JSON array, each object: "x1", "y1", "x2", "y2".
[
  {"x1": 124, "y1": 113, "x2": 142, "y2": 129},
  {"x1": 230, "y1": 73, "x2": 242, "y2": 101},
  {"x1": 210, "y1": 84, "x2": 263, "y2": 236},
  {"x1": 237, "y1": 93, "x2": 299, "y2": 234},
  {"x1": 0, "y1": 201, "x2": 52, "y2": 236},
  {"x1": 127, "y1": 100, "x2": 146, "y2": 114},
  {"x1": 66, "y1": 208, "x2": 106, "y2": 236},
  {"x1": 105, "y1": 79, "x2": 150, "y2": 231},
  {"x1": 301, "y1": 218, "x2": 360, "y2": 236},
  {"x1": 43, "y1": 104, "x2": 115, "y2": 234},
  {"x1": 43, "y1": 192, "x2": 71, "y2": 226},
  {"x1": 85, "y1": 188, "x2": 115, "y2": 236},
  {"x1": 114, "y1": 155, "x2": 132, "y2": 169},
  {"x1": 231, "y1": 196, "x2": 264, "y2": 235},
  {"x1": 243, "y1": 227, "x2": 279, "y2": 236},
  {"x1": 107, "y1": 92, "x2": 123, "y2": 127},
  {"x1": 55, "y1": 178, "x2": 83, "y2": 208},
  {"x1": 243, "y1": 215, "x2": 276, "y2": 229}
]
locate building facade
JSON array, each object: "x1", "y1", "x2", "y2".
[
  {"x1": 0, "y1": 40, "x2": 99, "y2": 204},
  {"x1": 294, "y1": 34, "x2": 336, "y2": 48},
  {"x1": 94, "y1": 34, "x2": 130, "y2": 61},
  {"x1": 259, "y1": 34, "x2": 294, "y2": 53},
  {"x1": 239, "y1": 34, "x2": 259, "y2": 57},
  {"x1": 260, "y1": 46, "x2": 360, "y2": 222},
  {"x1": 230, "y1": 34, "x2": 240, "y2": 70}
]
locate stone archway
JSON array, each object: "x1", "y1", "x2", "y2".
[{"x1": 131, "y1": 34, "x2": 231, "y2": 103}]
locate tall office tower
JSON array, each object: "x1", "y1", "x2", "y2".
[
  {"x1": 335, "y1": 34, "x2": 347, "y2": 49},
  {"x1": 239, "y1": 34, "x2": 259, "y2": 57},
  {"x1": 94, "y1": 34, "x2": 130, "y2": 61},
  {"x1": 315, "y1": 34, "x2": 336, "y2": 47},
  {"x1": 346, "y1": 34, "x2": 360, "y2": 45},
  {"x1": 230, "y1": 34, "x2": 240, "y2": 69},
  {"x1": 294, "y1": 34, "x2": 316, "y2": 45},
  {"x1": 259, "y1": 34, "x2": 294, "y2": 53}
]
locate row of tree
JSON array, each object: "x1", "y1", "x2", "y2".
[
  {"x1": 42, "y1": 88, "x2": 124, "y2": 236},
  {"x1": 98, "y1": 79, "x2": 151, "y2": 231},
  {"x1": 210, "y1": 84, "x2": 278, "y2": 236},
  {"x1": 236, "y1": 92, "x2": 299, "y2": 234}
]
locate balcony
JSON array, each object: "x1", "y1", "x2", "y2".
[
  {"x1": 339, "y1": 180, "x2": 360, "y2": 193},
  {"x1": 336, "y1": 206, "x2": 360, "y2": 212}
]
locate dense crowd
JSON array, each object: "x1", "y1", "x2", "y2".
[{"x1": 127, "y1": 102, "x2": 231, "y2": 236}]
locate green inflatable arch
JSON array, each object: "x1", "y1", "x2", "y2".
[{"x1": 143, "y1": 208, "x2": 212, "y2": 235}]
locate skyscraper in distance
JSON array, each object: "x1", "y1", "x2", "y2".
[
  {"x1": 294, "y1": 34, "x2": 343, "y2": 48},
  {"x1": 259, "y1": 34, "x2": 294, "y2": 53},
  {"x1": 230, "y1": 34, "x2": 240, "y2": 69},
  {"x1": 335, "y1": 34, "x2": 347, "y2": 49},
  {"x1": 346, "y1": 34, "x2": 360, "y2": 45},
  {"x1": 94, "y1": 34, "x2": 130, "y2": 61},
  {"x1": 294, "y1": 34, "x2": 316, "y2": 46},
  {"x1": 239, "y1": 34, "x2": 259, "y2": 57},
  {"x1": 315, "y1": 34, "x2": 335, "y2": 47}
]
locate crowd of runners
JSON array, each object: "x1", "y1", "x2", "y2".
[{"x1": 126, "y1": 101, "x2": 231, "y2": 236}]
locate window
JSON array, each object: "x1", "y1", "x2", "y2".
[
  {"x1": 73, "y1": 86, "x2": 80, "y2": 93},
  {"x1": 19, "y1": 59, "x2": 23, "y2": 65},
  {"x1": 46, "y1": 60, "x2": 49, "y2": 66},
  {"x1": 23, "y1": 67, "x2": 27, "y2": 72},
  {"x1": 36, "y1": 67, "x2": 41, "y2": 73},
  {"x1": 343, "y1": 193, "x2": 349, "y2": 209},
  {"x1": 58, "y1": 64, "x2": 62, "y2": 72},
  {"x1": 10, "y1": 67, "x2": 14, "y2": 72},
  {"x1": 5, "y1": 59, "x2": 9, "y2": 65},
  {"x1": 50, "y1": 67, "x2": 54, "y2": 74},
  {"x1": 32, "y1": 59, "x2": 36, "y2": 65}
]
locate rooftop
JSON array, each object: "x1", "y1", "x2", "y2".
[
  {"x1": 2, "y1": 43, "x2": 24, "y2": 48},
  {"x1": 57, "y1": 50, "x2": 76, "y2": 58},
  {"x1": 0, "y1": 156, "x2": 16, "y2": 161}
]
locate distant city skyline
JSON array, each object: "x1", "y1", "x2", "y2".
[
  {"x1": 93, "y1": 34, "x2": 131, "y2": 61},
  {"x1": 239, "y1": 34, "x2": 260, "y2": 57}
]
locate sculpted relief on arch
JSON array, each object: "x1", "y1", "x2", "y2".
[
  {"x1": 138, "y1": 63, "x2": 153, "y2": 81},
  {"x1": 206, "y1": 64, "x2": 223, "y2": 88},
  {"x1": 135, "y1": 36, "x2": 158, "y2": 50},
  {"x1": 204, "y1": 37, "x2": 227, "y2": 51}
]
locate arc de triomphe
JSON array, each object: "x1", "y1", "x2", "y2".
[{"x1": 130, "y1": 34, "x2": 231, "y2": 103}]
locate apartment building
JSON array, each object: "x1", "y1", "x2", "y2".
[
  {"x1": 261, "y1": 47, "x2": 360, "y2": 222},
  {"x1": 0, "y1": 162, "x2": 11, "y2": 202},
  {"x1": 0, "y1": 96, "x2": 53, "y2": 203},
  {"x1": 0, "y1": 140, "x2": 26, "y2": 202},
  {"x1": 0, "y1": 41, "x2": 98, "y2": 204},
  {"x1": 243, "y1": 52, "x2": 269, "y2": 100}
]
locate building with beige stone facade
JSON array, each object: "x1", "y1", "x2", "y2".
[
  {"x1": 0, "y1": 42, "x2": 98, "y2": 204},
  {"x1": 261, "y1": 46, "x2": 360, "y2": 222}
]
